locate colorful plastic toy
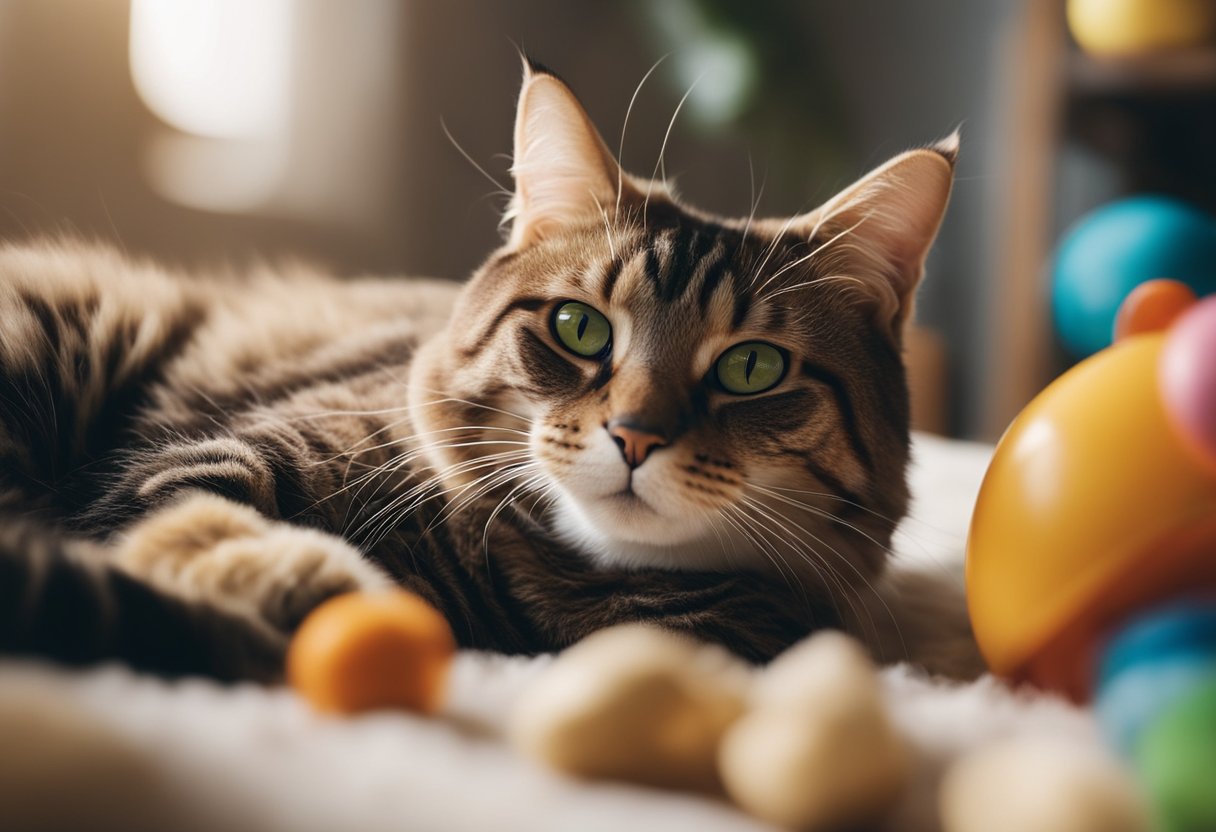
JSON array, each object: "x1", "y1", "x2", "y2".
[
  {"x1": 1114, "y1": 279, "x2": 1198, "y2": 343},
  {"x1": 1160, "y1": 296, "x2": 1216, "y2": 470},
  {"x1": 1067, "y1": 0, "x2": 1216, "y2": 57},
  {"x1": 1051, "y1": 196, "x2": 1216, "y2": 357},
  {"x1": 968, "y1": 291, "x2": 1216, "y2": 830}
]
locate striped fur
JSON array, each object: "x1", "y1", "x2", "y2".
[{"x1": 0, "y1": 64, "x2": 956, "y2": 682}]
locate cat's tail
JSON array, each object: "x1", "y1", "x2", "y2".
[{"x1": 0, "y1": 517, "x2": 287, "y2": 683}]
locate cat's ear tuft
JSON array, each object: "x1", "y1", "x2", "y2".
[
  {"x1": 507, "y1": 64, "x2": 624, "y2": 250},
  {"x1": 793, "y1": 137, "x2": 957, "y2": 337},
  {"x1": 519, "y1": 54, "x2": 565, "y2": 85},
  {"x1": 931, "y1": 129, "x2": 961, "y2": 166}
]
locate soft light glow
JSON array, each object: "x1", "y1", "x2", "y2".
[{"x1": 129, "y1": 0, "x2": 292, "y2": 139}]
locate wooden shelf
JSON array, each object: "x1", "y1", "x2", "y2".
[
  {"x1": 1069, "y1": 47, "x2": 1216, "y2": 95},
  {"x1": 983, "y1": 0, "x2": 1216, "y2": 440}
]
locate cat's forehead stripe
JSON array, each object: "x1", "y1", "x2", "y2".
[
  {"x1": 599, "y1": 254, "x2": 624, "y2": 302},
  {"x1": 642, "y1": 225, "x2": 730, "y2": 307}
]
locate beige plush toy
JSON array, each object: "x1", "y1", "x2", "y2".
[
  {"x1": 510, "y1": 625, "x2": 909, "y2": 830},
  {"x1": 939, "y1": 737, "x2": 1151, "y2": 832},
  {"x1": 719, "y1": 633, "x2": 909, "y2": 829},
  {"x1": 509, "y1": 624, "x2": 750, "y2": 793}
]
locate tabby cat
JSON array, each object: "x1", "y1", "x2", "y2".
[{"x1": 0, "y1": 62, "x2": 965, "y2": 683}]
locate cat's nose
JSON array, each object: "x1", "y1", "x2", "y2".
[{"x1": 606, "y1": 419, "x2": 668, "y2": 469}]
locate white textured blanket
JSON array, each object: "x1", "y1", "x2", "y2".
[{"x1": 0, "y1": 434, "x2": 1097, "y2": 832}]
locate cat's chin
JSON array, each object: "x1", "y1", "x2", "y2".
[{"x1": 548, "y1": 493, "x2": 739, "y2": 572}]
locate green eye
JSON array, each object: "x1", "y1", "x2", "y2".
[
  {"x1": 552, "y1": 301, "x2": 612, "y2": 358},
  {"x1": 715, "y1": 342, "x2": 786, "y2": 395}
]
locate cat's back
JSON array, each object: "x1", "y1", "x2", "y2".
[
  {"x1": 0, "y1": 239, "x2": 459, "y2": 359},
  {"x1": 0, "y1": 238, "x2": 458, "y2": 456}
]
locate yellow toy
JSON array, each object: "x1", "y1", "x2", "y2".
[
  {"x1": 968, "y1": 290, "x2": 1216, "y2": 831},
  {"x1": 1067, "y1": 0, "x2": 1216, "y2": 57},
  {"x1": 967, "y1": 331, "x2": 1216, "y2": 700}
]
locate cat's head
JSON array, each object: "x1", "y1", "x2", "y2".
[{"x1": 411, "y1": 62, "x2": 954, "y2": 592}]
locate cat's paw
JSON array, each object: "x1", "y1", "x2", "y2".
[{"x1": 116, "y1": 492, "x2": 391, "y2": 631}]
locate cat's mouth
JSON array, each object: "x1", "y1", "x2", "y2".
[{"x1": 606, "y1": 488, "x2": 654, "y2": 512}]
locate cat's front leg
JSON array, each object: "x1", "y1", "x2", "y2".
[{"x1": 114, "y1": 492, "x2": 392, "y2": 632}]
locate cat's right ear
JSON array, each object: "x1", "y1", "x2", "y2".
[{"x1": 506, "y1": 61, "x2": 628, "y2": 250}]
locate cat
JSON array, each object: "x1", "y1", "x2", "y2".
[{"x1": 0, "y1": 60, "x2": 974, "y2": 683}]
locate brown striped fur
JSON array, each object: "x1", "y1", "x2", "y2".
[{"x1": 0, "y1": 63, "x2": 961, "y2": 681}]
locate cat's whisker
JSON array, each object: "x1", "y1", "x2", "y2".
[
  {"x1": 746, "y1": 210, "x2": 803, "y2": 289},
  {"x1": 363, "y1": 445, "x2": 532, "y2": 515},
  {"x1": 340, "y1": 452, "x2": 519, "y2": 542},
  {"x1": 590, "y1": 192, "x2": 617, "y2": 260},
  {"x1": 750, "y1": 482, "x2": 905, "y2": 527},
  {"x1": 747, "y1": 483, "x2": 893, "y2": 556},
  {"x1": 755, "y1": 215, "x2": 869, "y2": 296},
  {"x1": 743, "y1": 494, "x2": 907, "y2": 659},
  {"x1": 748, "y1": 481, "x2": 957, "y2": 565},
  {"x1": 719, "y1": 503, "x2": 803, "y2": 597},
  {"x1": 407, "y1": 454, "x2": 538, "y2": 527},
  {"x1": 407, "y1": 386, "x2": 532, "y2": 424},
  {"x1": 740, "y1": 154, "x2": 766, "y2": 241},
  {"x1": 643, "y1": 71, "x2": 704, "y2": 223},
  {"x1": 283, "y1": 404, "x2": 413, "y2": 423},
  {"x1": 749, "y1": 481, "x2": 963, "y2": 579},
  {"x1": 703, "y1": 510, "x2": 735, "y2": 571},
  {"x1": 743, "y1": 495, "x2": 864, "y2": 611},
  {"x1": 422, "y1": 460, "x2": 542, "y2": 540},
  {"x1": 732, "y1": 496, "x2": 869, "y2": 640},
  {"x1": 307, "y1": 420, "x2": 531, "y2": 468},
  {"x1": 300, "y1": 415, "x2": 419, "y2": 469},
  {"x1": 338, "y1": 436, "x2": 530, "y2": 513},
  {"x1": 441, "y1": 117, "x2": 512, "y2": 198},
  {"x1": 723, "y1": 504, "x2": 826, "y2": 614},
  {"x1": 342, "y1": 448, "x2": 532, "y2": 541},
  {"x1": 345, "y1": 431, "x2": 529, "y2": 466},
  {"x1": 354, "y1": 456, "x2": 523, "y2": 550},
  {"x1": 313, "y1": 437, "x2": 530, "y2": 515},
  {"x1": 769, "y1": 274, "x2": 868, "y2": 306},
  {"x1": 479, "y1": 470, "x2": 550, "y2": 565},
  {"x1": 616, "y1": 53, "x2": 668, "y2": 218}
]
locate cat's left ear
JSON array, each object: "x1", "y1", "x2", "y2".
[
  {"x1": 506, "y1": 61, "x2": 629, "y2": 250},
  {"x1": 793, "y1": 134, "x2": 958, "y2": 336}
]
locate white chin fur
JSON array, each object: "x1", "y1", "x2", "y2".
[{"x1": 549, "y1": 492, "x2": 739, "y2": 572}]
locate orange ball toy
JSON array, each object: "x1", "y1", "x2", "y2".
[
  {"x1": 967, "y1": 335, "x2": 1216, "y2": 701},
  {"x1": 288, "y1": 591, "x2": 456, "y2": 715},
  {"x1": 1113, "y1": 279, "x2": 1198, "y2": 342}
]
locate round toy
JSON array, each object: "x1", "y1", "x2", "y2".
[
  {"x1": 1136, "y1": 680, "x2": 1216, "y2": 832},
  {"x1": 1095, "y1": 603, "x2": 1216, "y2": 754},
  {"x1": 1066, "y1": 0, "x2": 1216, "y2": 56},
  {"x1": 288, "y1": 591, "x2": 456, "y2": 715},
  {"x1": 1160, "y1": 296, "x2": 1216, "y2": 470},
  {"x1": 1113, "y1": 279, "x2": 1198, "y2": 342},
  {"x1": 966, "y1": 334, "x2": 1216, "y2": 700},
  {"x1": 1052, "y1": 197, "x2": 1216, "y2": 357},
  {"x1": 970, "y1": 285, "x2": 1216, "y2": 831}
]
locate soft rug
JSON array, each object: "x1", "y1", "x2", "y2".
[{"x1": 0, "y1": 434, "x2": 1098, "y2": 831}]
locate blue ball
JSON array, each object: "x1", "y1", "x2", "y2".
[
  {"x1": 1052, "y1": 196, "x2": 1216, "y2": 357},
  {"x1": 1095, "y1": 603, "x2": 1216, "y2": 755}
]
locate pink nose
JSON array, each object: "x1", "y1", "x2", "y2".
[{"x1": 607, "y1": 421, "x2": 667, "y2": 469}]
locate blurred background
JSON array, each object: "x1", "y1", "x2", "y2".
[{"x1": 0, "y1": 0, "x2": 1213, "y2": 439}]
